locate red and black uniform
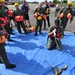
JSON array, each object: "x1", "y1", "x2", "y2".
[
  {"x1": 0, "y1": 6, "x2": 13, "y2": 41},
  {"x1": 13, "y1": 9, "x2": 27, "y2": 34},
  {"x1": 47, "y1": 19, "x2": 64, "y2": 50}
]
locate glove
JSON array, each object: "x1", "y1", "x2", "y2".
[{"x1": 53, "y1": 29, "x2": 56, "y2": 37}]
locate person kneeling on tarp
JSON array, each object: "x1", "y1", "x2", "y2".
[
  {"x1": 13, "y1": 3, "x2": 27, "y2": 34},
  {"x1": 46, "y1": 19, "x2": 64, "y2": 50}
]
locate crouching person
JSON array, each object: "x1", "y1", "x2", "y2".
[
  {"x1": 13, "y1": 3, "x2": 27, "y2": 34},
  {"x1": 46, "y1": 19, "x2": 64, "y2": 50}
]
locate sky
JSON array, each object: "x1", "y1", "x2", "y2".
[{"x1": 26, "y1": 0, "x2": 75, "y2": 2}]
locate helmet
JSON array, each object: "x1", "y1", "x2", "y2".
[
  {"x1": 14, "y1": 3, "x2": 19, "y2": 7},
  {"x1": 37, "y1": 16, "x2": 42, "y2": 20},
  {"x1": 67, "y1": 1, "x2": 73, "y2": 5},
  {"x1": 0, "y1": 0, "x2": 5, "y2": 2}
]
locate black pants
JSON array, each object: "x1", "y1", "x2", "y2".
[
  {"x1": 0, "y1": 44, "x2": 10, "y2": 66},
  {"x1": 44, "y1": 16, "x2": 50, "y2": 28},
  {"x1": 60, "y1": 18, "x2": 68, "y2": 31},
  {"x1": 4, "y1": 22, "x2": 11, "y2": 40},
  {"x1": 35, "y1": 20, "x2": 43, "y2": 34},
  {"x1": 16, "y1": 21, "x2": 27, "y2": 33}
]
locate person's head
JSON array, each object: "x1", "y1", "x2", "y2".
[
  {"x1": 44, "y1": 0, "x2": 47, "y2": 4},
  {"x1": 54, "y1": 19, "x2": 60, "y2": 27},
  {"x1": 67, "y1": 1, "x2": 73, "y2": 8},
  {"x1": 14, "y1": 3, "x2": 19, "y2": 9},
  {"x1": 38, "y1": 2, "x2": 43, "y2": 7},
  {"x1": 0, "y1": 0, "x2": 5, "y2": 7},
  {"x1": 22, "y1": 0, "x2": 26, "y2": 4}
]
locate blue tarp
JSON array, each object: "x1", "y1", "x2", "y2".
[{"x1": 0, "y1": 30, "x2": 75, "y2": 75}]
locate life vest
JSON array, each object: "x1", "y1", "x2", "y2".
[
  {"x1": 43, "y1": 15, "x2": 46, "y2": 20},
  {"x1": 7, "y1": 10, "x2": 13, "y2": 17},
  {"x1": 67, "y1": 13, "x2": 72, "y2": 19},
  {"x1": 26, "y1": 26, "x2": 35, "y2": 33},
  {"x1": 34, "y1": 13, "x2": 38, "y2": 18},
  {"x1": 48, "y1": 33, "x2": 61, "y2": 39},
  {"x1": 56, "y1": 33, "x2": 61, "y2": 38},
  {"x1": 0, "y1": 17, "x2": 8, "y2": 26},
  {"x1": 48, "y1": 33, "x2": 54, "y2": 39},
  {"x1": 15, "y1": 16, "x2": 24, "y2": 22},
  {"x1": 59, "y1": 13, "x2": 64, "y2": 19}
]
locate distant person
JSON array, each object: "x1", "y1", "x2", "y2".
[
  {"x1": 33, "y1": 2, "x2": 45, "y2": 36},
  {"x1": 58, "y1": 1, "x2": 73, "y2": 33},
  {"x1": 21, "y1": 0, "x2": 31, "y2": 27},
  {"x1": 42, "y1": 0, "x2": 50, "y2": 30},
  {"x1": 0, "y1": 25, "x2": 16, "y2": 69},
  {"x1": 0, "y1": 0, "x2": 13, "y2": 41},
  {"x1": 13, "y1": 3, "x2": 27, "y2": 34}
]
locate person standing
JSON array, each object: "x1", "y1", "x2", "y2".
[
  {"x1": 58, "y1": 1, "x2": 73, "y2": 32},
  {"x1": 42, "y1": 0, "x2": 50, "y2": 30},
  {"x1": 21, "y1": 0, "x2": 31, "y2": 27},
  {"x1": 13, "y1": 3, "x2": 27, "y2": 34},
  {"x1": 34, "y1": 2, "x2": 45, "y2": 36},
  {"x1": 46, "y1": 19, "x2": 64, "y2": 50},
  {"x1": 0, "y1": 25, "x2": 16, "y2": 69},
  {"x1": 0, "y1": 0, "x2": 13, "y2": 41}
]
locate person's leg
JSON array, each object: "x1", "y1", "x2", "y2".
[
  {"x1": 27, "y1": 14, "x2": 31, "y2": 27},
  {"x1": 0, "y1": 44, "x2": 16, "y2": 68},
  {"x1": 47, "y1": 40, "x2": 55, "y2": 50},
  {"x1": 56, "y1": 40, "x2": 62, "y2": 50},
  {"x1": 46, "y1": 16, "x2": 50, "y2": 27},
  {"x1": 16, "y1": 22, "x2": 22, "y2": 34},
  {"x1": 4, "y1": 22, "x2": 13, "y2": 41},
  {"x1": 20, "y1": 22, "x2": 28, "y2": 34},
  {"x1": 24, "y1": 14, "x2": 27, "y2": 27},
  {"x1": 43, "y1": 19, "x2": 46, "y2": 29},
  {"x1": 39, "y1": 20, "x2": 43, "y2": 34},
  {"x1": 34, "y1": 20, "x2": 39, "y2": 36}
]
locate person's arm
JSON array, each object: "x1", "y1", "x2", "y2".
[
  {"x1": 27, "y1": 3, "x2": 30, "y2": 10},
  {"x1": 0, "y1": 35, "x2": 6, "y2": 43},
  {"x1": 57, "y1": 7, "x2": 65, "y2": 18},
  {"x1": 48, "y1": 27, "x2": 54, "y2": 37}
]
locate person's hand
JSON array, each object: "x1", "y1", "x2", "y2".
[
  {"x1": 56, "y1": 38, "x2": 60, "y2": 41},
  {"x1": 52, "y1": 29, "x2": 56, "y2": 36}
]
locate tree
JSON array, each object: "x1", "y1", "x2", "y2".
[
  {"x1": 53, "y1": 0, "x2": 58, "y2": 4},
  {"x1": 63, "y1": 0, "x2": 67, "y2": 3}
]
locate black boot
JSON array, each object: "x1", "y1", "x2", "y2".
[
  {"x1": 6, "y1": 64, "x2": 16, "y2": 69},
  {"x1": 34, "y1": 33, "x2": 37, "y2": 36},
  {"x1": 0, "y1": 59, "x2": 3, "y2": 63},
  {"x1": 39, "y1": 32, "x2": 43, "y2": 34}
]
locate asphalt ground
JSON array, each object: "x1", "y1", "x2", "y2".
[{"x1": 6, "y1": 4, "x2": 75, "y2": 33}]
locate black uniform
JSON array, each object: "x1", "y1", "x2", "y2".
[
  {"x1": 58, "y1": 6, "x2": 73, "y2": 31},
  {"x1": 0, "y1": 26, "x2": 16, "y2": 68},
  {"x1": 34, "y1": 7, "x2": 45, "y2": 36},
  {"x1": 0, "y1": 6, "x2": 13, "y2": 41},
  {"x1": 47, "y1": 19, "x2": 64, "y2": 50},
  {"x1": 43, "y1": 4, "x2": 50, "y2": 29},
  {"x1": 13, "y1": 9, "x2": 27, "y2": 34}
]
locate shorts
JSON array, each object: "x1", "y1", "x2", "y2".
[
  {"x1": 9, "y1": 16, "x2": 13, "y2": 20},
  {"x1": 24, "y1": 14, "x2": 29, "y2": 20}
]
